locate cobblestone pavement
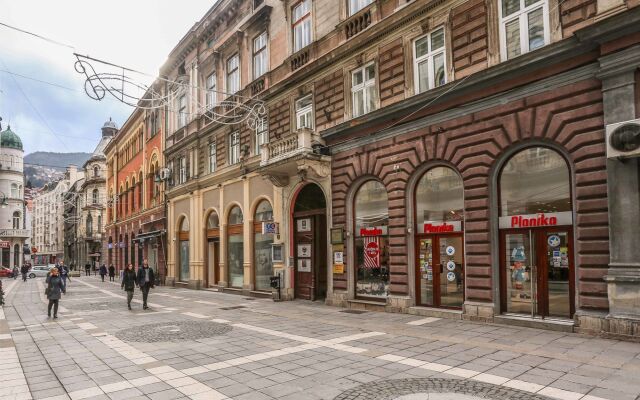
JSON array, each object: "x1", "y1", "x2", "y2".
[{"x1": 1, "y1": 276, "x2": 640, "y2": 400}]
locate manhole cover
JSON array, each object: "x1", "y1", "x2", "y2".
[
  {"x1": 332, "y1": 378, "x2": 553, "y2": 400},
  {"x1": 115, "y1": 321, "x2": 232, "y2": 342},
  {"x1": 340, "y1": 309, "x2": 367, "y2": 314},
  {"x1": 220, "y1": 306, "x2": 246, "y2": 310}
]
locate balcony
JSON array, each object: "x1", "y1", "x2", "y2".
[
  {"x1": 258, "y1": 128, "x2": 330, "y2": 187},
  {"x1": 0, "y1": 229, "x2": 31, "y2": 238}
]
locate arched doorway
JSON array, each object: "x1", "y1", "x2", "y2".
[
  {"x1": 253, "y1": 200, "x2": 274, "y2": 292},
  {"x1": 414, "y1": 167, "x2": 464, "y2": 309},
  {"x1": 353, "y1": 180, "x2": 389, "y2": 300},
  {"x1": 292, "y1": 183, "x2": 327, "y2": 300},
  {"x1": 178, "y1": 217, "x2": 190, "y2": 282},
  {"x1": 227, "y1": 206, "x2": 244, "y2": 288},
  {"x1": 498, "y1": 146, "x2": 574, "y2": 319},
  {"x1": 204, "y1": 211, "x2": 220, "y2": 287}
]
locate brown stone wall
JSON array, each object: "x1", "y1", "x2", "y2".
[
  {"x1": 560, "y1": 0, "x2": 597, "y2": 37},
  {"x1": 450, "y1": 0, "x2": 488, "y2": 78},
  {"x1": 379, "y1": 38, "x2": 406, "y2": 108},
  {"x1": 331, "y1": 79, "x2": 609, "y2": 310},
  {"x1": 314, "y1": 70, "x2": 345, "y2": 132},
  {"x1": 269, "y1": 98, "x2": 290, "y2": 140}
]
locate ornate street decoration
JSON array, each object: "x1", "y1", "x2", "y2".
[{"x1": 74, "y1": 53, "x2": 266, "y2": 128}]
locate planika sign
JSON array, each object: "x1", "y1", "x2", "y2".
[
  {"x1": 499, "y1": 211, "x2": 572, "y2": 229},
  {"x1": 359, "y1": 226, "x2": 388, "y2": 236},
  {"x1": 419, "y1": 220, "x2": 462, "y2": 234}
]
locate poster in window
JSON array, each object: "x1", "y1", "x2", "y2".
[{"x1": 297, "y1": 218, "x2": 311, "y2": 232}]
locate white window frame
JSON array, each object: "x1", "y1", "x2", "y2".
[
  {"x1": 209, "y1": 142, "x2": 217, "y2": 173},
  {"x1": 177, "y1": 95, "x2": 187, "y2": 129},
  {"x1": 229, "y1": 132, "x2": 240, "y2": 165},
  {"x1": 179, "y1": 157, "x2": 187, "y2": 184},
  {"x1": 292, "y1": 0, "x2": 312, "y2": 52},
  {"x1": 348, "y1": 0, "x2": 373, "y2": 16},
  {"x1": 498, "y1": 0, "x2": 550, "y2": 61},
  {"x1": 413, "y1": 27, "x2": 447, "y2": 94},
  {"x1": 351, "y1": 62, "x2": 377, "y2": 118},
  {"x1": 226, "y1": 54, "x2": 240, "y2": 95},
  {"x1": 253, "y1": 32, "x2": 268, "y2": 79},
  {"x1": 295, "y1": 95, "x2": 314, "y2": 130},
  {"x1": 206, "y1": 73, "x2": 217, "y2": 108},
  {"x1": 255, "y1": 118, "x2": 268, "y2": 155}
]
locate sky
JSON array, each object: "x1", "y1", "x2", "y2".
[{"x1": 0, "y1": 0, "x2": 214, "y2": 155}]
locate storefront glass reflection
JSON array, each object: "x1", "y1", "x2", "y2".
[
  {"x1": 254, "y1": 200, "x2": 273, "y2": 291},
  {"x1": 354, "y1": 180, "x2": 389, "y2": 299}
]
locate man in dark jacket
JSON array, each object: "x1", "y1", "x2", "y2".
[
  {"x1": 136, "y1": 259, "x2": 155, "y2": 310},
  {"x1": 46, "y1": 268, "x2": 66, "y2": 318},
  {"x1": 84, "y1": 263, "x2": 91, "y2": 276},
  {"x1": 121, "y1": 264, "x2": 136, "y2": 310},
  {"x1": 99, "y1": 264, "x2": 107, "y2": 282},
  {"x1": 20, "y1": 264, "x2": 29, "y2": 281}
]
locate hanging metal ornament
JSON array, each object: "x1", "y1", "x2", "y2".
[{"x1": 73, "y1": 53, "x2": 266, "y2": 127}]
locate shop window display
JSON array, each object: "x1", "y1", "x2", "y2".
[
  {"x1": 354, "y1": 180, "x2": 389, "y2": 299},
  {"x1": 228, "y1": 206, "x2": 244, "y2": 288},
  {"x1": 254, "y1": 200, "x2": 274, "y2": 291}
]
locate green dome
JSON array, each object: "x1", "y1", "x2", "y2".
[{"x1": 1, "y1": 126, "x2": 23, "y2": 151}]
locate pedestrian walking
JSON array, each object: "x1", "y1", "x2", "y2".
[
  {"x1": 84, "y1": 263, "x2": 91, "y2": 276},
  {"x1": 45, "y1": 267, "x2": 65, "y2": 319},
  {"x1": 136, "y1": 259, "x2": 155, "y2": 310},
  {"x1": 99, "y1": 264, "x2": 107, "y2": 282},
  {"x1": 121, "y1": 264, "x2": 136, "y2": 310},
  {"x1": 20, "y1": 264, "x2": 29, "y2": 282},
  {"x1": 12, "y1": 266, "x2": 18, "y2": 279},
  {"x1": 60, "y1": 265, "x2": 70, "y2": 289},
  {"x1": 108, "y1": 264, "x2": 115, "y2": 282}
]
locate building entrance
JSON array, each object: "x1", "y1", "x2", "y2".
[
  {"x1": 415, "y1": 233, "x2": 464, "y2": 308},
  {"x1": 292, "y1": 184, "x2": 327, "y2": 301},
  {"x1": 500, "y1": 227, "x2": 574, "y2": 319}
]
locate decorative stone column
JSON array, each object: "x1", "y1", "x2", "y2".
[{"x1": 598, "y1": 44, "x2": 640, "y2": 336}]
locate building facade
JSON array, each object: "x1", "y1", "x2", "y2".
[
  {"x1": 104, "y1": 105, "x2": 167, "y2": 278},
  {"x1": 116, "y1": 0, "x2": 640, "y2": 338},
  {"x1": 32, "y1": 166, "x2": 83, "y2": 265}
]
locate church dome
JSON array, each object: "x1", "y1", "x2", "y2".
[
  {"x1": 1, "y1": 126, "x2": 23, "y2": 151},
  {"x1": 102, "y1": 118, "x2": 118, "y2": 130}
]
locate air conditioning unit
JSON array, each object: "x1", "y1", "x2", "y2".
[
  {"x1": 606, "y1": 119, "x2": 640, "y2": 159},
  {"x1": 158, "y1": 168, "x2": 171, "y2": 181}
]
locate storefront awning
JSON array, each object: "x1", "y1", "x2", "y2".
[{"x1": 133, "y1": 230, "x2": 166, "y2": 242}]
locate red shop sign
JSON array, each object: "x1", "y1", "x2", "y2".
[
  {"x1": 498, "y1": 211, "x2": 573, "y2": 229},
  {"x1": 421, "y1": 220, "x2": 462, "y2": 234},
  {"x1": 359, "y1": 226, "x2": 388, "y2": 236},
  {"x1": 365, "y1": 241, "x2": 380, "y2": 258}
]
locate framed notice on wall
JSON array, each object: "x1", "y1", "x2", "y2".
[
  {"x1": 298, "y1": 259, "x2": 311, "y2": 272},
  {"x1": 271, "y1": 244, "x2": 284, "y2": 263},
  {"x1": 297, "y1": 244, "x2": 311, "y2": 258},
  {"x1": 297, "y1": 218, "x2": 311, "y2": 232}
]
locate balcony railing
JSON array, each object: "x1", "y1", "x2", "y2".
[
  {"x1": 0, "y1": 229, "x2": 31, "y2": 238},
  {"x1": 260, "y1": 128, "x2": 324, "y2": 167}
]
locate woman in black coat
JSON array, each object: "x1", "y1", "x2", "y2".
[
  {"x1": 46, "y1": 268, "x2": 66, "y2": 318},
  {"x1": 121, "y1": 264, "x2": 137, "y2": 310},
  {"x1": 108, "y1": 264, "x2": 116, "y2": 282}
]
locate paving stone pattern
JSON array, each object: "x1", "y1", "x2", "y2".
[
  {"x1": 333, "y1": 378, "x2": 552, "y2": 400},
  {"x1": 2, "y1": 275, "x2": 640, "y2": 400},
  {"x1": 115, "y1": 321, "x2": 233, "y2": 342}
]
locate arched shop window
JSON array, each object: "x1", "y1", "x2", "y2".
[
  {"x1": 253, "y1": 200, "x2": 274, "y2": 291},
  {"x1": 499, "y1": 146, "x2": 574, "y2": 319},
  {"x1": 354, "y1": 180, "x2": 389, "y2": 299},
  {"x1": 227, "y1": 206, "x2": 244, "y2": 288},
  {"x1": 13, "y1": 244, "x2": 20, "y2": 268},
  {"x1": 414, "y1": 167, "x2": 465, "y2": 308},
  {"x1": 178, "y1": 217, "x2": 190, "y2": 282}
]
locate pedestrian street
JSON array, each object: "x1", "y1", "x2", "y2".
[{"x1": 1, "y1": 275, "x2": 640, "y2": 400}]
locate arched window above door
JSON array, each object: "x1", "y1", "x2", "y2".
[
  {"x1": 228, "y1": 206, "x2": 243, "y2": 225},
  {"x1": 254, "y1": 200, "x2": 273, "y2": 222},
  {"x1": 415, "y1": 167, "x2": 464, "y2": 230},
  {"x1": 207, "y1": 212, "x2": 219, "y2": 229},
  {"x1": 499, "y1": 147, "x2": 571, "y2": 217}
]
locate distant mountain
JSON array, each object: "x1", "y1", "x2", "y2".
[
  {"x1": 23, "y1": 152, "x2": 91, "y2": 188},
  {"x1": 24, "y1": 152, "x2": 92, "y2": 168}
]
